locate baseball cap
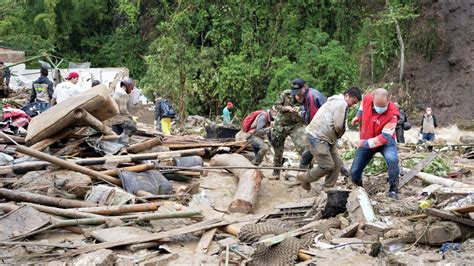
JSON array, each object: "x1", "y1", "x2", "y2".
[
  {"x1": 226, "y1": 102, "x2": 234, "y2": 108},
  {"x1": 66, "y1": 72, "x2": 79, "y2": 80},
  {"x1": 290, "y1": 78, "x2": 305, "y2": 96}
]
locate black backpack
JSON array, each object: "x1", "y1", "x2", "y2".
[{"x1": 161, "y1": 99, "x2": 176, "y2": 118}]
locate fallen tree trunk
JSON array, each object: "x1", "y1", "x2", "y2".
[
  {"x1": 126, "y1": 137, "x2": 163, "y2": 154},
  {"x1": 0, "y1": 189, "x2": 98, "y2": 208},
  {"x1": 73, "y1": 203, "x2": 160, "y2": 215},
  {"x1": 403, "y1": 168, "x2": 474, "y2": 188},
  {"x1": 0, "y1": 148, "x2": 206, "y2": 175},
  {"x1": 210, "y1": 154, "x2": 262, "y2": 213},
  {"x1": 0, "y1": 134, "x2": 25, "y2": 144}
]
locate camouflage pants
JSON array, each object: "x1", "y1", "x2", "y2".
[{"x1": 271, "y1": 125, "x2": 306, "y2": 169}]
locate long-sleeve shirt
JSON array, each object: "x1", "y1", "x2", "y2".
[
  {"x1": 250, "y1": 113, "x2": 269, "y2": 137},
  {"x1": 357, "y1": 94, "x2": 399, "y2": 149},
  {"x1": 223, "y1": 107, "x2": 232, "y2": 125},
  {"x1": 306, "y1": 94, "x2": 348, "y2": 144},
  {"x1": 30, "y1": 76, "x2": 54, "y2": 103}
]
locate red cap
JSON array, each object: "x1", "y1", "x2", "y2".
[
  {"x1": 226, "y1": 102, "x2": 234, "y2": 108},
  {"x1": 66, "y1": 72, "x2": 79, "y2": 80}
]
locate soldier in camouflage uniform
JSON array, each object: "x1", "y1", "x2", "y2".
[{"x1": 271, "y1": 78, "x2": 307, "y2": 179}]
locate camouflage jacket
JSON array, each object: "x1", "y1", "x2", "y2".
[{"x1": 273, "y1": 89, "x2": 303, "y2": 128}]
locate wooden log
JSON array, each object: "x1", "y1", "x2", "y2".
[
  {"x1": 210, "y1": 154, "x2": 262, "y2": 213},
  {"x1": 54, "y1": 138, "x2": 84, "y2": 157},
  {"x1": 28, "y1": 129, "x2": 73, "y2": 151},
  {"x1": 0, "y1": 189, "x2": 98, "y2": 208},
  {"x1": 425, "y1": 208, "x2": 474, "y2": 227},
  {"x1": 0, "y1": 134, "x2": 25, "y2": 144},
  {"x1": 403, "y1": 168, "x2": 474, "y2": 188},
  {"x1": 126, "y1": 137, "x2": 163, "y2": 154},
  {"x1": 101, "y1": 163, "x2": 155, "y2": 177},
  {"x1": 73, "y1": 203, "x2": 160, "y2": 215},
  {"x1": 163, "y1": 140, "x2": 247, "y2": 149},
  {"x1": 65, "y1": 215, "x2": 261, "y2": 257},
  {"x1": 15, "y1": 145, "x2": 122, "y2": 186},
  {"x1": 74, "y1": 109, "x2": 117, "y2": 136},
  {"x1": 13, "y1": 210, "x2": 203, "y2": 241},
  {"x1": 23, "y1": 203, "x2": 102, "y2": 219}
]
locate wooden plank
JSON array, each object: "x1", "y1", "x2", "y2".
[
  {"x1": 65, "y1": 214, "x2": 262, "y2": 257},
  {"x1": 194, "y1": 228, "x2": 217, "y2": 254},
  {"x1": 399, "y1": 152, "x2": 437, "y2": 188},
  {"x1": 425, "y1": 208, "x2": 474, "y2": 227}
]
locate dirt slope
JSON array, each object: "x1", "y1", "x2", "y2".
[{"x1": 403, "y1": 1, "x2": 474, "y2": 126}]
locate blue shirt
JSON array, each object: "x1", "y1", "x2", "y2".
[{"x1": 223, "y1": 107, "x2": 231, "y2": 125}]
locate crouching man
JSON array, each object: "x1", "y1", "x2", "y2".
[
  {"x1": 298, "y1": 87, "x2": 362, "y2": 191},
  {"x1": 351, "y1": 88, "x2": 400, "y2": 199},
  {"x1": 241, "y1": 108, "x2": 277, "y2": 165}
]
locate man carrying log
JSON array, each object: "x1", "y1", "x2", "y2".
[
  {"x1": 298, "y1": 87, "x2": 361, "y2": 191},
  {"x1": 241, "y1": 108, "x2": 277, "y2": 166},
  {"x1": 350, "y1": 88, "x2": 400, "y2": 199}
]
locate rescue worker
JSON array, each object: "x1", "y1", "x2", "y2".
[
  {"x1": 351, "y1": 88, "x2": 400, "y2": 199},
  {"x1": 298, "y1": 87, "x2": 362, "y2": 191},
  {"x1": 271, "y1": 78, "x2": 307, "y2": 179},
  {"x1": 51, "y1": 71, "x2": 82, "y2": 105},
  {"x1": 222, "y1": 102, "x2": 233, "y2": 126},
  {"x1": 108, "y1": 78, "x2": 138, "y2": 135},
  {"x1": 154, "y1": 93, "x2": 176, "y2": 135},
  {"x1": 241, "y1": 108, "x2": 277, "y2": 165},
  {"x1": 30, "y1": 67, "x2": 54, "y2": 104},
  {"x1": 420, "y1": 107, "x2": 437, "y2": 142}
]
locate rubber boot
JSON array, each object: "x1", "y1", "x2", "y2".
[{"x1": 296, "y1": 171, "x2": 311, "y2": 191}]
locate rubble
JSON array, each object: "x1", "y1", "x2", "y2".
[{"x1": 0, "y1": 82, "x2": 473, "y2": 265}]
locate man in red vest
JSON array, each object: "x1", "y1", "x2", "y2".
[
  {"x1": 243, "y1": 108, "x2": 277, "y2": 165},
  {"x1": 351, "y1": 88, "x2": 400, "y2": 199}
]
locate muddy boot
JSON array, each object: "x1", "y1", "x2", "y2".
[
  {"x1": 269, "y1": 169, "x2": 280, "y2": 180},
  {"x1": 297, "y1": 171, "x2": 311, "y2": 191}
]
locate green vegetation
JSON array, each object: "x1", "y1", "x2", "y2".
[{"x1": 0, "y1": 0, "x2": 423, "y2": 118}]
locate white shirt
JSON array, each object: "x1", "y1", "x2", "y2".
[{"x1": 52, "y1": 81, "x2": 84, "y2": 103}]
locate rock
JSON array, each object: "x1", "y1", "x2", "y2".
[
  {"x1": 415, "y1": 221, "x2": 462, "y2": 245},
  {"x1": 363, "y1": 221, "x2": 391, "y2": 236},
  {"x1": 336, "y1": 223, "x2": 359, "y2": 238},
  {"x1": 346, "y1": 187, "x2": 376, "y2": 225},
  {"x1": 74, "y1": 249, "x2": 116, "y2": 266},
  {"x1": 460, "y1": 135, "x2": 474, "y2": 144}
]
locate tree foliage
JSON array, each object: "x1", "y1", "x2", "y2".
[{"x1": 0, "y1": 0, "x2": 420, "y2": 119}]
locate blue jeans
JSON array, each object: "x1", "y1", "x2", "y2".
[
  {"x1": 350, "y1": 138, "x2": 400, "y2": 192},
  {"x1": 422, "y1": 133, "x2": 435, "y2": 141}
]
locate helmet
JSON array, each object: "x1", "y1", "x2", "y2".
[{"x1": 120, "y1": 78, "x2": 135, "y2": 94}]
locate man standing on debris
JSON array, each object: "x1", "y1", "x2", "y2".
[
  {"x1": 298, "y1": 87, "x2": 362, "y2": 191},
  {"x1": 222, "y1": 101, "x2": 234, "y2": 126},
  {"x1": 271, "y1": 78, "x2": 307, "y2": 179},
  {"x1": 394, "y1": 102, "x2": 409, "y2": 143},
  {"x1": 351, "y1": 88, "x2": 400, "y2": 199},
  {"x1": 30, "y1": 67, "x2": 54, "y2": 104},
  {"x1": 420, "y1": 107, "x2": 437, "y2": 142},
  {"x1": 0, "y1": 61, "x2": 11, "y2": 98},
  {"x1": 242, "y1": 108, "x2": 277, "y2": 165},
  {"x1": 51, "y1": 71, "x2": 82, "y2": 105},
  {"x1": 108, "y1": 78, "x2": 138, "y2": 135},
  {"x1": 154, "y1": 93, "x2": 176, "y2": 135}
]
